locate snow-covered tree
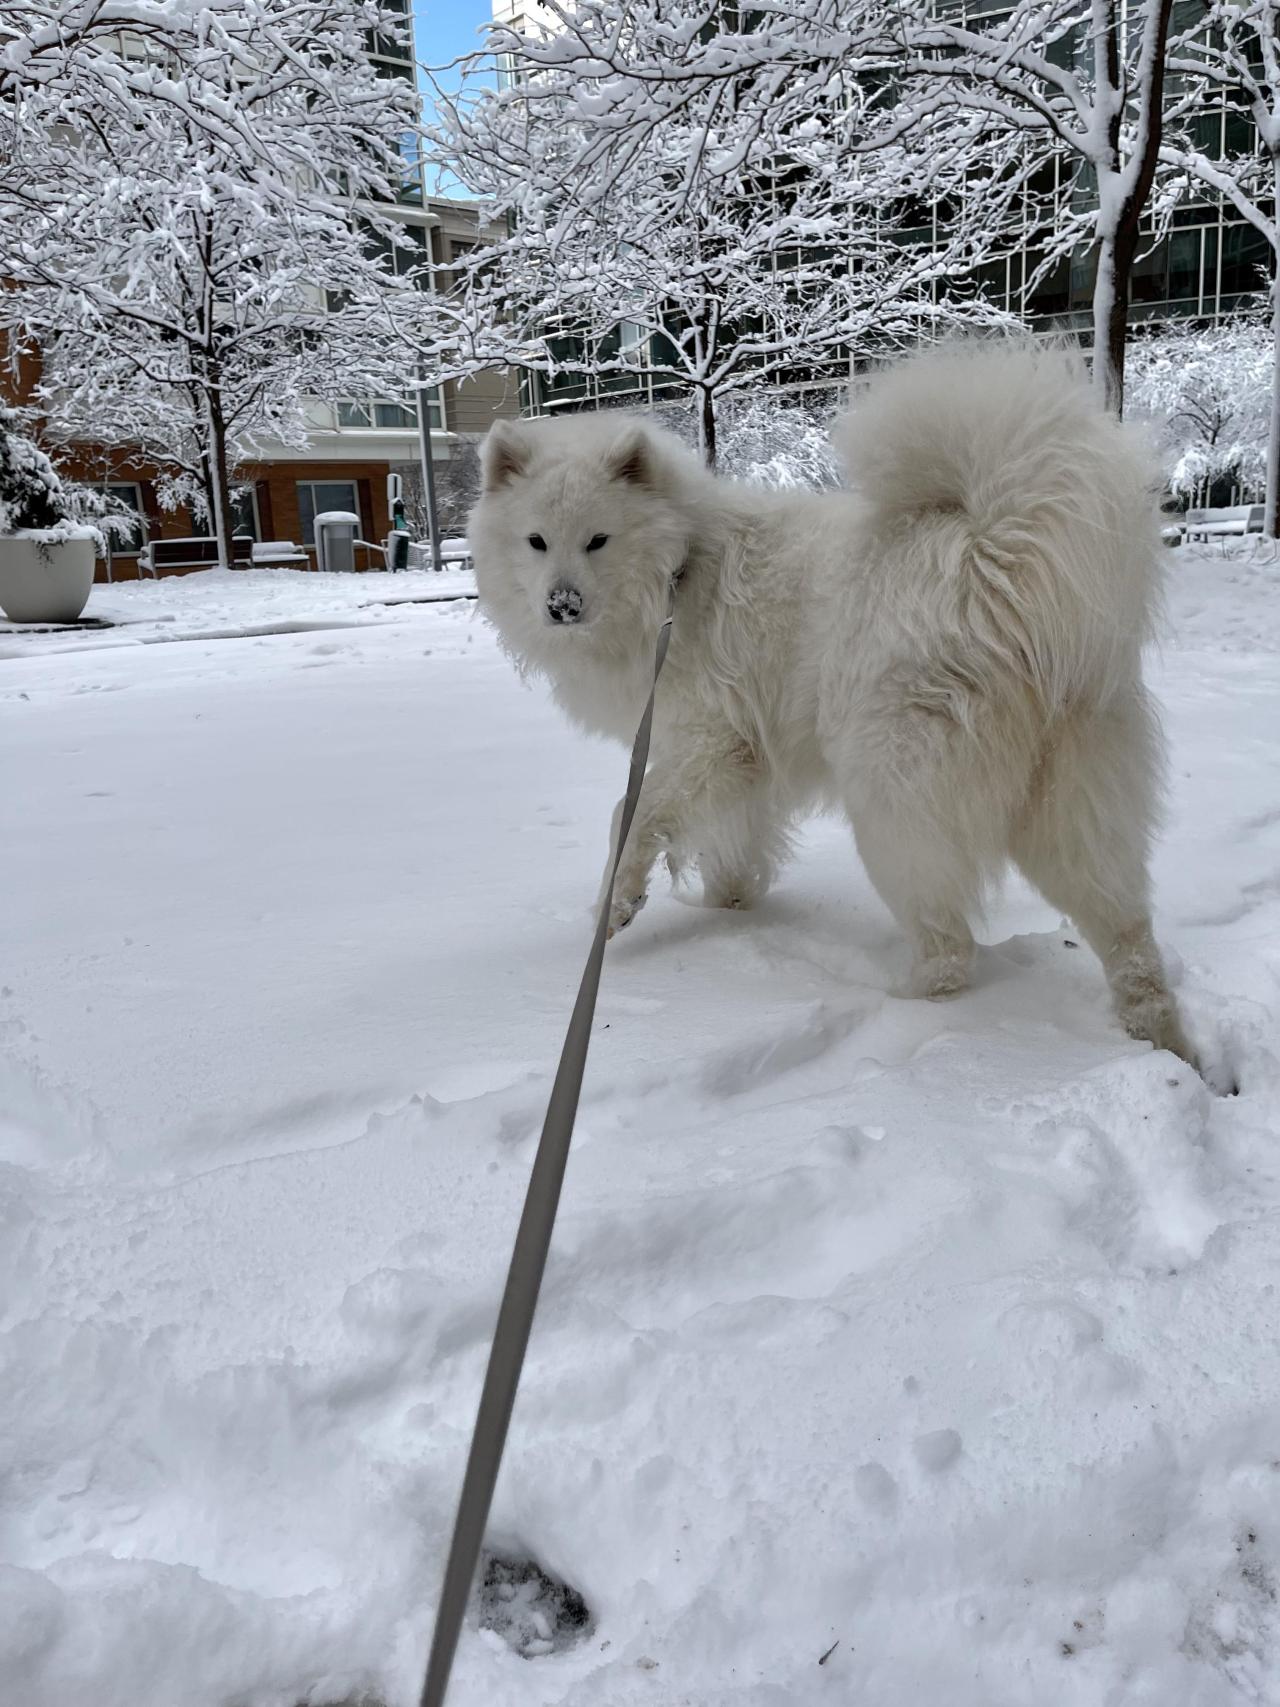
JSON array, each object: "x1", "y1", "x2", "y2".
[
  {"x1": 0, "y1": 396, "x2": 67, "y2": 531},
  {"x1": 1, "y1": 0, "x2": 437, "y2": 563},
  {"x1": 854, "y1": 0, "x2": 1198, "y2": 413},
  {"x1": 1166, "y1": 1, "x2": 1280, "y2": 533},
  {"x1": 0, "y1": 396, "x2": 130, "y2": 538},
  {"x1": 714, "y1": 393, "x2": 842, "y2": 490},
  {"x1": 637, "y1": 387, "x2": 844, "y2": 487},
  {"x1": 464, "y1": 0, "x2": 1197, "y2": 415},
  {"x1": 1127, "y1": 315, "x2": 1272, "y2": 503},
  {"x1": 1, "y1": 0, "x2": 404, "y2": 175},
  {"x1": 397, "y1": 438, "x2": 482, "y2": 540},
  {"x1": 430, "y1": 12, "x2": 1021, "y2": 465}
]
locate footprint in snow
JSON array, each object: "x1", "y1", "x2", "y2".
[
  {"x1": 476, "y1": 1553, "x2": 593, "y2": 1659},
  {"x1": 913, "y1": 1428, "x2": 963, "y2": 1473}
]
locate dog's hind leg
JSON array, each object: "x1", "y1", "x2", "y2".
[
  {"x1": 849, "y1": 807, "x2": 980, "y2": 999},
  {"x1": 1010, "y1": 691, "x2": 1196, "y2": 1066},
  {"x1": 832, "y1": 686, "x2": 1032, "y2": 999}
]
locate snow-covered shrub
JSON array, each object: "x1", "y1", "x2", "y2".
[
  {"x1": 715, "y1": 393, "x2": 842, "y2": 491},
  {"x1": 1126, "y1": 317, "x2": 1272, "y2": 504},
  {"x1": 0, "y1": 399, "x2": 66, "y2": 532},
  {"x1": 648, "y1": 391, "x2": 842, "y2": 491},
  {"x1": 0, "y1": 401, "x2": 128, "y2": 543},
  {"x1": 402, "y1": 439, "x2": 482, "y2": 539}
]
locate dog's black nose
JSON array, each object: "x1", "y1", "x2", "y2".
[{"x1": 547, "y1": 583, "x2": 584, "y2": 624}]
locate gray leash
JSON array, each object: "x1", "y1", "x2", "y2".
[{"x1": 418, "y1": 579, "x2": 676, "y2": 1707}]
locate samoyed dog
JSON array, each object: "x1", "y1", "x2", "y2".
[{"x1": 469, "y1": 343, "x2": 1194, "y2": 1066}]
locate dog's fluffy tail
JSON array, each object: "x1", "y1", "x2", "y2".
[{"x1": 834, "y1": 341, "x2": 1161, "y2": 717}]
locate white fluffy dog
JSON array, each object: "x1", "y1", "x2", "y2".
[{"x1": 469, "y1": 343, "x2": 1194, "y2": 1066}]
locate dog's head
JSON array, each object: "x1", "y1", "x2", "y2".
[{"x1": 469, "y1": 413, "x2": 697, "y2": 668}]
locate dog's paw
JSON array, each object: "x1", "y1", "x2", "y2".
[
  {"x1": 607, "y1": 890, "x2": 647, "y2": 939},
  {"x1": 907, "y1": 950, "x2": 971, "y2": 1001},
  {"x1": 703, "y1": 878, "x2": 758, "y2": 912},
  {"x1": 1119, "y1": 997, "x2": 1199, "y2": 1073}
]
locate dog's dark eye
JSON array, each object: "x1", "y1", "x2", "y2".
[
  {"x1": 528, "y1": 534, "x2": 547, "y2": 552},
  {"x1": 586, "y1": 534, "x2": 609, "y2": 552}
]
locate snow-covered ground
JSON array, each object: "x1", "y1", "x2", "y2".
[
  {"x1": 0, "y1": 564, "x2": 477, "y2": 661},
  {"x1": 2, "y1": 553, "x2": 1278, "y2": 1707}
]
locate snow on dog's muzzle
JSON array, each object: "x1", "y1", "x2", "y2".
[{"x1": 546, "y1": 582, "x2": 584, "y2": 625}]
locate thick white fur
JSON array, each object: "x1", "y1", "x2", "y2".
[{"x1": 469, "y1": 343, "x2": 1194, "y2": 1065}]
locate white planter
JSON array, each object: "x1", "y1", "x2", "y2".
[{"x1": 0, "y1": 534, "x2": 97, "y2": 624}]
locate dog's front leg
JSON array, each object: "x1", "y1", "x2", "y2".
[
  {"x1": 602, "y1": 770, "x2": 677, "y2": 937},
  {"x1": 605, "y1": 732, "x2": 757, "y2": 937},
  {"x1": 596, "y1": 794, "x2": 646, "y2": 934}
]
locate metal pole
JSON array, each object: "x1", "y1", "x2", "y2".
[{"x1": 416, "y1": 364, "x2": 443, "y2": 573}]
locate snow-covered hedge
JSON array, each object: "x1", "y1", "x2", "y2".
[
  {"x1": 1126, "y1": 316, "x2": 1271, "y2": 504},
  {"x1": 0, "y1": 402, "x2": 127, "y2": 543},
  {"x1": 649, "y1": 392, "x2": 843, "y2": 491},
  {"x1": 0, "y1": 400, "x2": 67, "y2": 533}
]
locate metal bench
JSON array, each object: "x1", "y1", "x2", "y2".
[
  {"x1": 137, "y1": 536, "x2": 255, "y2": 576},
  {"x1": 250, "y1": 540, "x2": 310, "y2": 567},
  {"x1": 408, "y1": 537, "x2": 473, "y2": 571},
  {"x1": 1181, "y1": 505, "x2": 1264, "y2": 545}
]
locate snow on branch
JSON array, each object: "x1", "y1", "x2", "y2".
[{"x1": 434, "y1": 0, "x2": 1198, "y2": 415}]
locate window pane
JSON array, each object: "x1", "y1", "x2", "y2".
[
  {"x1": 107, "y1": 483, "x2": 146, "y2": 553},
  {"x1": 1203, "y1": 226, "x2": 1219, "y2": 307},
  {"x1": 338, "y1": 400, "x2": 372, "y2": 427},
  {"x1": 297, "y1": 481, "x2": 359, "y2": 545},
  {"x1": 412, "y1": 387, "x2": 444, "y2": 430},
  {"x1": 1044, "y1": 23, "x2": 1080, "y2": 68},
  {"x1": 1068, "y1": 248, "x2": 1096, "y2": 311},
  {"x1": 374, "y1": 401, "x2": 416, "y2": 428},
  {"x1": 970, "y1": 256, "x2": 1009, "y2": 306},
  {"x1": 231, "y1": 487, "x2": 258, "y2": 540},
  {"x1": 1025, "y1": 253, "x2": 1069, "y2": 318},
  {"x1": 1224, "y1": 106, "x2": 1254, "y2": 159},
  {"x1": 1131, "y1": 237, "x2": 1168, "y2": 303},
  {"x1": 1221, "y1": 221, "x2": 1270, "y2": 297},
  {"x1": 394, "y1": 225, "x2": 427, "y2": 277},
  {"x1": 1192, "y1": 108, "x2": 1223, "y2": 158},
  {"x1": 1167, "y1": 228, "x2": 1201, "y2": 302}
]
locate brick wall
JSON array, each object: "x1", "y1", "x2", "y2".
[{"x1": 52, "y1": 446, "x2": 393, "y2": 580}]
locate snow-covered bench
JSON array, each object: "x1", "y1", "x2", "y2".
[
  {"x1": 408, "y1": 536, "x2": 472, "y2": 571},
  {"x1": 1181, "y1": 505, "x2": 1264, "y2": 543},
  {"x1": 251, "y1": 540, "x2": 310, "y2": 567},
  {"x1": 137, "y1": 535, "x2": 254, "y2": 576}
]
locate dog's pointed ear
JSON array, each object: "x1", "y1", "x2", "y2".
[
  {"x1": 482, "y1": 420, "x2": 530, "y2": 492},
  {"x1": 604, "y1": 426, "x2": 656, "y2": 489}
]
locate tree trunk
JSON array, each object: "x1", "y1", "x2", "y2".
[
  {"x1": 198, "y1": 450, "x2": 217, "y2": 535},
  {"x1": 194, "y1": 213, "x2": 235, "y2": 566},
  {"x1": 1088, "y1": 0, "x2": 1173, "y2": 418},
  {"x1": 1267, "y1": 259, "x2": 1280, "y2": 540},
  {"x1": 1094, "y1": 217, "x2": 1144, "y2": 417},
  {"x1": 698, "y1": 388, "x2": 717, "y2": 470},
  {"x1": 203, "y1": 379, "x2": 235, "y2": 569},
  {"x1": 1091, "y1": 231, "x2": 1123, "y2": 415}
]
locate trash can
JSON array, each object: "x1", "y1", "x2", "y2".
[
  {"x1": 386, "y1": 531, "x2": 410, "y2": 572},
  {"x1": 314, "y1": 510, "x2": 360, "y2": 573}
]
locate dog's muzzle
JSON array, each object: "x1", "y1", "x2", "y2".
[{"x1": 546, "y1": 583, "x2": 584, "y2": 625}]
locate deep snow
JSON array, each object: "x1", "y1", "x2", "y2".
[{"x1": 1, "y1": 555, "x2": 1278, "y2": 1707}]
